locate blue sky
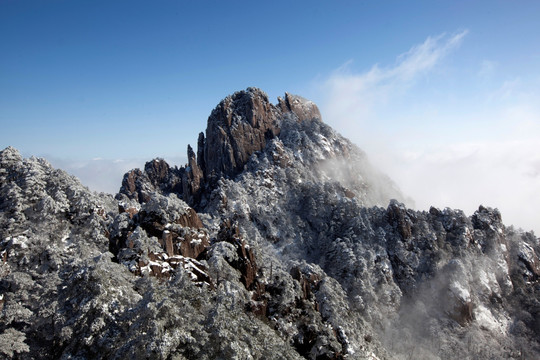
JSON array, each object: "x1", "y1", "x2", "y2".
[{"x1": 1, "y1": 1, "x2": 539, "y2": 232}]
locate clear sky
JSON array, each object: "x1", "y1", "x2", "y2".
[{"x1": 1, "y1": 1, "x2": 539, "y2": 233}]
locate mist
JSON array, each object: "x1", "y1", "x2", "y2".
[
  {"x1": 47, "y1": 155, "x2": 187, "y2": 195},
  {"x1": 318, "y1": 31, "x2": 540, "y2": 234},
  {"x1": 370, "y1": 137, "x2": 540, "y2": 235}
]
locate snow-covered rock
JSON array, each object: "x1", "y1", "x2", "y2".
[{"x1": 1, "y1": 89, "x2": 540, "y2": 359}]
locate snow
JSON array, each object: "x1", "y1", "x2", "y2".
[
  {"x1": 6, "y1": 236, "x2": 29, "y2": 249},
  {"x1": 474, "y1": 305, "x2": 509, "y2": 334},
  {"x1": 183, "y1": 259, "x2": 206, "y2": 275},
  {"x1": 476, "y1": 270, "x2": 490, "y2": 294},
  {"x1": 317, "y1": 134, "x2": 333, "y2": 154},
  {"x1": 450, "y1": 281, "x2": 471, "y2": 302},
  {"x1": 518, "y1": 242, "x2": 535, "y2": 264}
]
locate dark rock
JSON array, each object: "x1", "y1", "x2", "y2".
[
  {"x1": 429, "y1": 206, "x2": 441, "y2": 217},
  {"x1": 119, "y1": 168, "x2": 151, "y2": 203},
  {"x1": 118, "y1": 203, "x2": 138, "y2": 218},
  {"x1": 182, "y1": 145, "x2": 204, "y2": 205},
  {"x1": 217, "y1": 219, "x2": 259, "y2": 290},
  {"x1": 278, "y1": 92, "x2": 322, "y2": 122},
  {"x1": 516, "y1": 241, "x2": 540, "y2": 282},
  {"x1": 291, "y1": 265, "x2": 322, "y2": 303},
  {"x1": 175, "y1": 206, "x2": 204, "y2": 229},
  {"x1": 472, "y1": 205, "x2": 505, "y2": 253},
  {"x1": 111, "y1": 194, "x2": 210, "y2": 282},
  {"x1": 448, "y1": 297, "x2": 475, "y2": 326},
  {"x1": 203, "y1": 88, "x2": 281, "y2": 184},
  {"x1": 197, "y1": 132, "x2": 206, "y2": 174},
  {"x1": 137, "y1": 195, "x2": 208, "y2": 259},
  {"x1": 144, "y1": 159, "x2": 170, "y2": 188},
  {"x1": 387, "y1": 200, "x2": 413, "y2": 240},
  {"x1": 472, "y1": 205, "x2": 503, "y2": 230},
  {"x1": 343, "y1": 188, "x2": 355, "y2": 199},
  {"x1": 108, "y1": 212, "x2": 137, "y2": 256},
  {"x1": 118, "y1": 159, "x2": 183, "y2": 203}
]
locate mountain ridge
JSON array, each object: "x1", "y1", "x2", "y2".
[
  {"x1": 118, "y1": 87, "x2": 406, "y2": 211},
  {"x1": 1, "y1": 88, "x2": 539, "y2": 359}
]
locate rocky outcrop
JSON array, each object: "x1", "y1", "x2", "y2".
[
  {"x1": 196, "y1": 132, "x2": 205, "y2": 167},
  {"x1": 109, "y1": 193, "x2": 211, "y2": 286},
  {"x1": 216, "y1": 219, "x2": 259, "y2": 290},
  {"x1": 291, "y1": 264, "x2": 322, "y2": 305},
  {"x1": 118, "y1": 159, "x2": 183, "y2": 203},
  {"x1": 202, "y1": 88, "x2": 282, "y2": 184},
  {"x1": 119, "y1": 168, "x2": 150, "y2": 203},
  {"x1": 145, "y1": 158, "x2": 183, "y2": 194},
  {"x1": 182, "y1": 145, "x2": 203, "y2": 205},
  {"x1": 118, "y1": 88, "x2": 323, "y2": 209},
  {"x1": 201, "y1": 89, "x2": 322, "y2": 184},
  {"x1": 386, "y1": 199, "x2": 413, "y2": 240},
  {"x1": 515, "y1": 237, "x2": 540, "y2": 282},
  {"x1": 278, "y1": 92, "x2": 322, "y2": 123},
  {"x1": 139, "y1": 252, "x2": 211, "y2": 284}
]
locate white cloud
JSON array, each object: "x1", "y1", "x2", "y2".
[
  {"x1": 478, "y1": 60, "x2": 497, "y2": 79},
  {"x1": 323, "y1": 30, "x2": 468, "y2": 131},
  {"x1": 489, "y1": 78, "x2": 521, "y2": 101},
  {"x1": 381, "y1": 135, "x2": 540, "y2": 234},
  {"x1": 318, "y1": 31, "x2": 540, "y2": 234},
  {"x1": 48, "y1": 157, "x2": 145, "y2": 194},
  {"x1": 391, "y1": 30, "x2": 468, "y2": 82}
]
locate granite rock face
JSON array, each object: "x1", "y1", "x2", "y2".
[
  {"x1": 118, "y1": 88, "x2": 323, "y2": 209},
  {"x1": 1, "y1": 89, "x2": 540, "y2": 360},
  {"x1": 119, "y1": 158, "x2": 183, "y2": 203},
  {"x1": 278, "y1": 92, "x2": 322, "y2": 123},
  {"x1": 182, "y1": 144, "x2": 203, "y2": 205},
  {"x1": 203, "y1": 87, "x2": 282, "y2": 183}
]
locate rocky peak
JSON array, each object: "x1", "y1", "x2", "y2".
[
  {"x1": 144, "y1": 158, "x2": 170, "y2": 188},
  {"x1": 0, "y1": 146, "x2": 23, "y2": 165},
  {"x1": 119, "y1": 168, "x2": 149, "y2": 203},
  {"x1": 182, "y1": 144, "x2": 203, "y2": 205},
  {"x1": 198, "y1": 88, "x2": 323, "y2": 199},
  {"x1": 202, "y1": 87, "x2": 281, "y2": 184},
  {"x1": 118, "y1": 88, "x2": 323, "y2": 208},
  {"x1": 278, "y1": 92, "x2": 322, "y2": 122},
  {"x1": 118, "y1": 158, "x2": 183, "y2": 203}
]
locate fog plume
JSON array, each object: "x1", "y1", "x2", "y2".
[{"x1": 319, "y1": 31, "x2": 540, "y2": 234}]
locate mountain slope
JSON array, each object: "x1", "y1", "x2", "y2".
[{"x1": 1, "y1": 88, "x2": 539, "y2": 359}]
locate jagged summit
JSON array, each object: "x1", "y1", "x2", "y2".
[
  {"x1": 201, "y1": 88, "x2": 322, "y2": 184},
  {"x1": 119, "y1": 88, "x2": 403, "y2": 210},
  {"x1": 203, "y1": 87, "x2": 281, "y2": 183},
  {"x1": 120, "y1": 88, "x2": 325, "y2": 207}
]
